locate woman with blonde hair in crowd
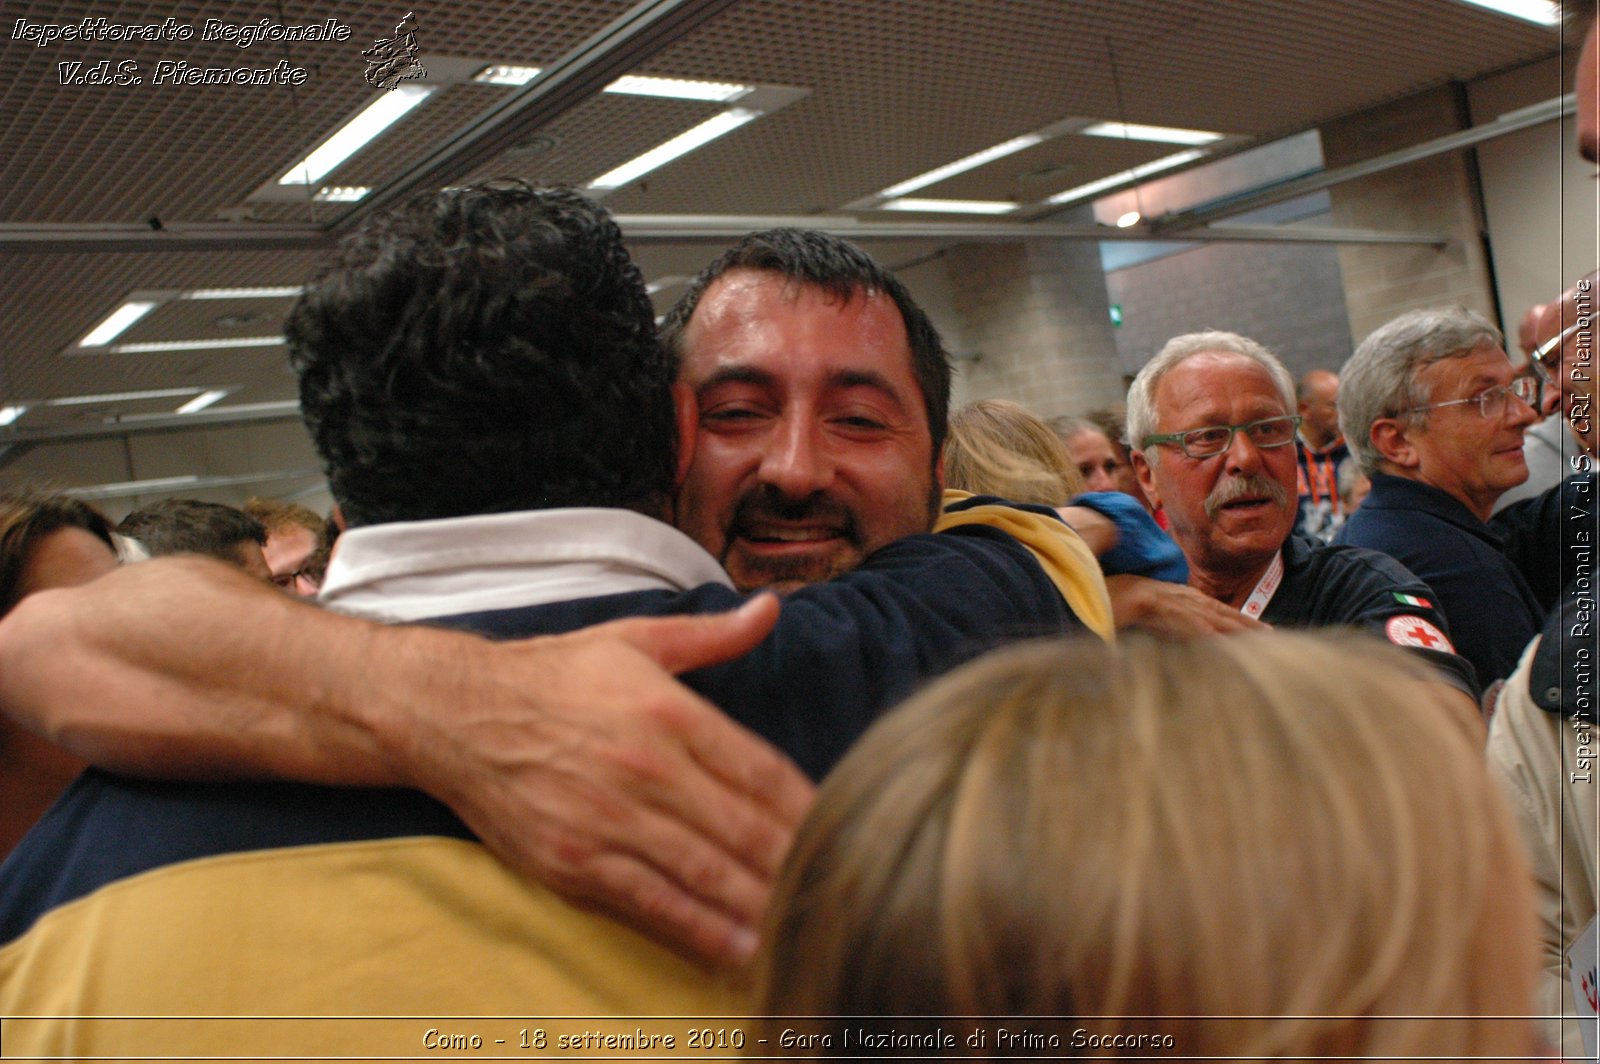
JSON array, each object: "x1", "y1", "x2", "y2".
[
  {"x1": 0, "y1": 488, "x2": 121, "y2": 858},
  {"x1": 758, "y1": 631, "x2": 1540, "y2": 1060},
  {"x1": 944, "y1": 397, "x2": 1084, "y2": 506}
]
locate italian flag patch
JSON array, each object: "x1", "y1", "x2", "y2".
[{"x1": 1392, "y1": 592, "x2": 1432, "y2": 609}]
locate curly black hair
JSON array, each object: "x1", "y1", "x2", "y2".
[
  {"x1": 287, "y1": 184, "x2": 674, "y2": 527},
  {"x1": 658, "y1": 228, "x2": 952, "y2": 455}
]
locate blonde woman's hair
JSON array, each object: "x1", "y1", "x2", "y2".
[
  {"x1": 758, "y1": 632, "x2": 1536, "y2": 1059},
  {"x1": 944, "y1": 398, "x2": 1085, "y2": 505}
]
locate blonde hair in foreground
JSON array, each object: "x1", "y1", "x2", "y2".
[
  {"x1": 944, "y1": 398, "x2": 1085, "y2": 505},
  {"x1": 758, "y1": 632, "x2": 1537, "y2": 1060}
]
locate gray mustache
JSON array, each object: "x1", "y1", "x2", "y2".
[{"x1": 1203, "y1": 474, "x2": 1290, "y2": 520}]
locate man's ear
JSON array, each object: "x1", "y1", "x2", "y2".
[
  {"x1": 330, "y1": 504, "x2": 347, "y2": 533},
  {"x1": 933, "y1": 442, "x2": 946, "y2": 491},
  {"x1": 1369, "y1": 417, "x2": 1418, "y2": 471},
  {"x1": 1131, "y1": 449, "x2": 1162, "y2": 510},
  {"x1": 672, "y1": 381, "x2": 698, "y2": 488}
]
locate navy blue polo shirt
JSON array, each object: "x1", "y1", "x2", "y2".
[
  {"x1": 1337, "y1": 473, "x2": 1543, "y2": 686},
  {"x1": 1264, "y1": 533, "x2": 1478, "y2": 698}
]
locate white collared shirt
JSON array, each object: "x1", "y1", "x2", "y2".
[{"x1": 318, "y1": 508, "x2": 732, "y2": 622}]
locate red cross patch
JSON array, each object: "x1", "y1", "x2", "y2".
[{"x1": 1385, "y1": 615, "x2": 1453, "y2": 652}]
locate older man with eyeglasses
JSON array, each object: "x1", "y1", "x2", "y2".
[
  {"x1": 1335, "y1": 306, "x2": 1544, "y2": 687},
  {"x1": 1127, "y1": 330, "x2": 1477, "y2": 702}
]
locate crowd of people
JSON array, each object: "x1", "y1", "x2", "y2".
[{"x1": 0, "y1": 4, "x2": 1593, "y2": 1059}]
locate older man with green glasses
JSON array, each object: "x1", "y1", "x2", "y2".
[{"x1": 1126, "y1": 329, "x2": 1477, "y2": 704}]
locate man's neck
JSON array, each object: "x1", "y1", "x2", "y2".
[
  {"x1": 1301, "y1": 427, "x2": 1339, "y2": 451},
  {"x1": 1189, "y1": 553, "x2": 1279, "y2": 610}
]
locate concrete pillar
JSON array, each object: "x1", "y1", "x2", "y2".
[
  {"x1": 1322, "y1": 84, "x2": 1497, "y2": 346},
  {"x1": 941, "y1": 237, "x2": 1125, "y2": 418}
]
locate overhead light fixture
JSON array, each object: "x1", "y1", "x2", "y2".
[
  {"x1": 880, "y1": 198, "x2": 1018, "y2": 214},
  {"x1": 1046, "y1": 149, "x2": 1208, "y2": 206},
  {"x1": 1116, "y1": 210, "x2": 1143, "y2": 227},
  {"x1": 472, "y1": 65, "x2": 752, "y2": 101},
  {"x1": 589, "y1": 108, "x2": 761, "y2": 190},
  {"x1": 104, "y1": 336, "x2": 285, "y2": 354},
  {"x1": 0, "y1": 406, "x2": 26, "y2": 427},
  {"x1": 79, "y1": 300, "x2": 159, "y2": 347},
  {"x1": 1453, "y1": 0, "x2": 1559, "y2": 25},
  {"x1": 278, "y1": 85, "x2": 434, "y2": 185},
  {"x1": 182, "y1": 287, "x2": 305, "y2": 300},
  {"x1": 606, "y1": 75, "x2": 749, "y2": 102},
  {"x1": 176, "y1": 390, "x2": 232, "y2": 414},
  {"x1": 473, "y1": 64, "x2": 541, "y2": 85},
  {"x1": 1079, "y1": 121, "x2": 1223, "y2": 146},
  {"x1": 645, "y1": 275, "x2": 690, "y2": 294},
  {"x1": 45, "y1": 387, "x2": 206, "y2": 406},
  {"x1": 878, "y1": 134, "x2": 1044, "y2": 199},
  {"x1": 314, "y1": 186, "x2": 371, "y2": 202}
]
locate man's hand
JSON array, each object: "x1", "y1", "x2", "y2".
[
  {"x1": 1106, "y1": 574, "x2": 1271, "y2": 636},
  {"x1": 378, "y1": 596, "x2": 815, "y2": 967},
  {"x1": 0, "y1": 558, "x2": 813, "y2": 967}
]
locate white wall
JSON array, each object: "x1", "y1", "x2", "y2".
[{"x1": 1471, "y1": 56, "x2": 1600, "y2": 340}]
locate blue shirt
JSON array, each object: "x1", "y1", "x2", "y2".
[{"x1": 1337, "y1": 473, "x2": 1543, "y2": 685}]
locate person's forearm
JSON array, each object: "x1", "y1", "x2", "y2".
[
  {"x1": 0, "y1": 556, "x2": 405, "y2": 784},
  {"x1": 1057, "y1": 505, "x2": 1116, "y2": 556},
  {"x1": 0, "y1": 557, "x2": 812, "y2": 965}
]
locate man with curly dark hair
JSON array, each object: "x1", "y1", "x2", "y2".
[{"x1": 0, "y1": 186, "x2": 1087, "y2": 1047}]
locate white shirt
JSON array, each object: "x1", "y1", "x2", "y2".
[{"x1": 318, "y1": 508, "x2": 732, "y2": 622}]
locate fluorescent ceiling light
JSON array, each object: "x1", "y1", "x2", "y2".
[
  {"x1": 46, "y1": 387, "x2": 204, "y2": 406},
  {"x1": 176, "y1": 390, "x2": 231, "y2": 414},
  {"x1": 0, "y1": 406, "x2": 26, "y2": 427},
  {"x1": 879, "y1": 134, "x2": 1044, "y2": 199},
  {"x1": 606, "y1": 75, "x2": 749, "y2": 101},
  {"x1": 79, "y1": 301, "x2": 158, "y2": 347},
  {"x1": 472, "y1": 65, "x2": 751, "y2": 101},
  {"x1": 1046, "y1": 149, "x2": 1208, "y2": 206},
  {"x1": 880, "y1": 198, "x2": 1018, "y2": 214},
  {"x1": 589, "y1": 108, "x2": 761, "y2": 190},
  {"x1": 473, "y1": 65, "x2": 540, "y2": 85},
  {"x1": 314, "y1": 186, "x2": 371, "y2": 202},
  {"x1": 1079, "y1": 121, "x2": 1223, "y2": 146},
  {"x1": 182, "y1": 287, "x2": 305, "y2": 300},
  {"x1": 278, "y1": 85, "x2": 434, "y2": 185},
  {"x1": 106, "y1": 336, "x2": 285, "y2": 354},
  {"x1": 1454, "y1": 0, "x2": 1559, "y2": 24}
]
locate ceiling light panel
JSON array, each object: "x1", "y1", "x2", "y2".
[
  {"x1": 589, "y1": 108, "x2": 761, "y2": 190},
  {"x1": 1046, "y1": 149, "x2": 1208, "y2": 206},
  {"x1": 880, "y1": 198, "x2": 1018, "y2": 214},
  {"x1": 605, "y1": 75, "x2": 750, "y2": 102},
  {"x1": 176, "y1": 390, "x2": 233, "y2": 414},
  {"x1": 1078, "y1": 121, "x2": 1224, "y2": 145},
  {"x1": 101, "y1": 337, "x2": 285, "y2": 355},
  {"x1": 78, "y1": 301, "x2": 158, "y2": 347},
  {"x1": 181, "y1": 287, "x2": 305, "y2": 301},
  {"x1": 278, "y1": 86, "x2": 435, "y2": 186},
  {"x1": 878, "y1": 134, "x2": 1045, "y2": 199},
  {"x1": 1453, "y1": 0, "x2": 1560, "y2": 25}
]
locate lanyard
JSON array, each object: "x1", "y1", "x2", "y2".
[{"x1": 1240, "y1": 551, "x2": 1284, "y2": 619}]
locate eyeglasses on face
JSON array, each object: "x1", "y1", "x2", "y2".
[
  {"x1": 1403, "y1": 376, "x2": 1541, "y2": 421},
  {"x1": 1140, "y1": 414, "x2": 1302, "y2": 459},
  {"x1": 1531, "y1": 318, "x2": 1585, "y2": 373}
]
